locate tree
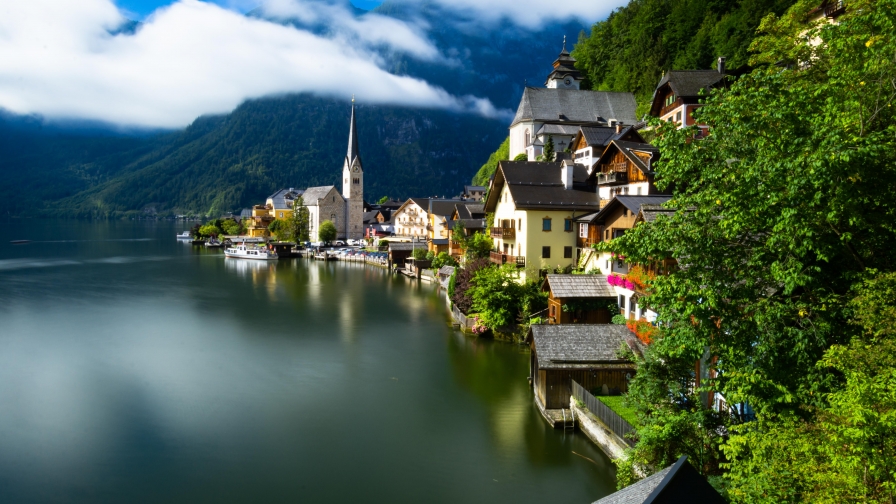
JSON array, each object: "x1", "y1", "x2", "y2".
[
  {"x1": 607, "y1": 0, "x2": 896, "y2": 496},
  {"x1": 513, "y1": 153, "x2": 528, "y2": 161},
  {"x1": 318, "y1": 220, "x2": 337, "y2": 244},
  {"x1": 431, "y1": 251, "x2": 457, "y2": 270},
  {"x1": 267, "y1": 219, "x2": 288, "y2": 241},
  {"x1": 221, "y1": 218, "x2": 240, "y2": 236},
  {"x1": 290, "y1": 197, "x2": 310, "y2": 243},
  {"x1": 468, "y1": 265, "x2": 547, "y2": 330},
  {"x1": 377, "y1": 195, "x2": 390, "y2": 204},
  {"x1": 472, "y1": 137, "x2": 509, "y2": 186},
  {"x1": 411, "y1": 246, "x2": 428, "y2": 260},
  {"x1": 542, "y1": 135, "x2": 555, "y2": 162},
  {"x1": 198, "y1": 223, "x2": 222, "y2": 238},
  {"x1": 464, "y1": 232, "x2": 493, "y2": 261}
]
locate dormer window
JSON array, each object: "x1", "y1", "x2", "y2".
[{"x1": 665, "y1": 94, "x2": 676, "y2": 107}]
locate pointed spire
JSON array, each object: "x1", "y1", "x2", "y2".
[
  {"x1": 562, "y1": 35, "x2": 567, "y2": 53},
  {"x1": 346, "y1": 99, "x2": 360, "y2": 166}
]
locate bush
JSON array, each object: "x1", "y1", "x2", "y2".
[
  {"x1": 431, "y1": 251, "x2": 457, "y2": 270},
  {"x1": 318, "y1": 220, "x2": 337, "y2": 243},
  {"x1": 450, "y1": 258, "x2": 490, "y2": 314},
  {"x1": 611, "y1": 314, "x2": 627, "y2": 325},
  {"x1": 411, "y1": 247, "x2": 428, "y2": 260}
]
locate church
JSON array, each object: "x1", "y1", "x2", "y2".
[
  {"x1": 509, "y1": 39, "x2": 638, "y2": 161},
  {"x1": 253, "y1": 101, "x2": 365, "y2": 242}
]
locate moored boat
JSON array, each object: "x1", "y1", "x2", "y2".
[
  {"x1": 224, "y1": 243, "x2": 278, "y2": 260},
  {"x1": 205, "y1": 237, "x2": 224, "y2": 248},
  {"x1": 176, "y1": 231, "x2": 191, "y2": 240}
]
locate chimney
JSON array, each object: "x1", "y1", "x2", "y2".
[
  {"x1": 615, "y1": 123, "x2": 623, "y2": 134},
  {"x1": 561, "y1": 161, "x2": 574, "y2": 190},
  {"x1": 717, "y1": 56, "x2": 726, "y2": 74}
]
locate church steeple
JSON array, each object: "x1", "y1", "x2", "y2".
[
  {"x1": 346, "y1": 97, "x2": 361, "y2": 167},
  {"x1": 545, "y1": 36, "x2": 583, "y2": 89}
]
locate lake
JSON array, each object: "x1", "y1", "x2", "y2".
[{"x1": 0, "y1": 220, "x2": 616, "y2": 503}]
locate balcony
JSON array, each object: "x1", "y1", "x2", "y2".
[
  {"x1": 597, "y1": 170, "x2": 628, "y2": 185},
  {"x1": 489, "y1": 251, "x2": 525, "y2": 268},
  {"x1": 490, "y1": 227, "x2": 516, "y2": 239}
]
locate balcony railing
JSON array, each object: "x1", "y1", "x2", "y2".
[
  {"x1": 597, "y1": 171, "x2": 628, "y2": 185},
  {"x1": 490, "y1": 227, "x2": 516, "y2": 239},
  {"x1": 489, "y1": 251, "x2": 525, "y2": 268}
]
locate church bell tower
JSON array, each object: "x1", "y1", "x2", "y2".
[{"x1": 342, "y1": 98, "x2": 364, "y2": 240}]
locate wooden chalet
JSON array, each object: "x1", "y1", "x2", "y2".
[
  {"x1": 571, "y1": 124, "x2": 645, "y2": 173},
  {"x1": 649, "y1": 58, "x2": 728, "y2": 132},
  {"x1": 529, "y1": 324, "x2": 641, "y2": 410},
  {"x1": 591, "y1": 140, "x2": 663, "y2": 204},
  {"x1": 542, "y1": 274, "x2": 616, "y2": 324}
]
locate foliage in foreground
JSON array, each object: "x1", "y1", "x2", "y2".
[{"x1": 607, "y1": 1, "x2": 896, "y2": 500}]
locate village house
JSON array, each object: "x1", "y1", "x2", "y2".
[
  {"x1": 447, "y1": 202, "x2": 486, "y2": 260},
  {"x1": 426, "y1": 199, "x2": 462, "y2": 254},
  {"x1": 649, "y1": 58, "x2": 728, "y2": 136},
  {"x1": 570, "y1": 124, "x2": 645, "y2": 174},
  {"x1": 509, "y1": 41, "x2": 638, "y2": 161},
  {"x1": 391, "y1": 198, "x2": 430, "y2": 239},
  {"x1": 542, "y1": 274, "x2": 617, "y2": 324},
  {"x1": 461, "y1": 185, "x2": 486, "y2": 202},
  {"x1": 529, "y1": 324, "x2": 641, "y2": 414},
  {"x1": 484, "y1": 160, "x2": 603, "y2": 276}
]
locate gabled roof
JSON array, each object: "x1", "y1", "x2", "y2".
[
  {"x1": 512, "y1": 88, "x2": 638, "y2": 127},
  {"x1": 362, "y1": 210, "x2": 382, "y2": 224},
  {"x1": 429, "y1": 199, "x2": 462, "y2": 218},
  {"x1": 388, "y1": 242, "x2": 427, "y2": 251},
  {"x1": 593, "y1": 456, "x2": 725, "y2": 504},
  {"x1": 302, "y1": 186, "x2": 339, "y2": 204},
  {"x1": 463, "y1": 185, "x2": 486, "y2": 193},
  {"x1": 545, "y1": 40, "x2": 583, "y2": 85},
  {"x1": 637, "y1": 204, "x2": 676, "y2": 223},
  {"x1": 484, "y1": 161, "x2": 602, "y2": 212},
  {"x1": 393, "y1": 198, "x2": 430, "y2": 217},
  {"x1": 576, "y1": 125, "x2": 645, "y2": 150},
  {"x1": 529, "y1": 325, "x2": 639, "y2": 368},
  {"x1": 267, "y1": 188, "x2": 305, "y2": 210},
  {"x1": 451, "y1": 218, "x2": 486, "y2": 230},
  {"x1": 584, "y1": 195, "x2": 674, "y2": 225},
  {"x1": 600, "y1": 140, "x2": 660, "y2": 175},
  {"x1": 649, "y1": 70, "x2": 726, "y2": 116},
  {"x1": 543, "y1": 274, "x2": 616, "y2": 298}
]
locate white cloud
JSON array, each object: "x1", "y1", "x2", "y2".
[
  {"x1": 0, "y1": 0, "x2": 508, "y2": 129},
  {"x1": 395, "y1": 0, "x2": 626, "y2": 29}
]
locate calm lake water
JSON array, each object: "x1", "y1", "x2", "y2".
[{"x1": 0, "y1": 220, "x2": 616, "y2": 503}]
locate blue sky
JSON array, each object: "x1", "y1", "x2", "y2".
[{"x1": 116, "y1": 0, "x2": 383, "y2": 19}]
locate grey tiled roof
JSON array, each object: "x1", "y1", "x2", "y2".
[
  {"x1": 584, "y1": 195, "x2": 673, "y2": 225},
  {"x1": 544, "y1": 274, "x2": 616, "y2": 298},
  {"x1": 429, "y1": 199, "x2": 462, "y2": 218},
  {"x1": 489, "y1": 161, "x2": 603, "y2": 211},
  {"x1": 536, "y1": 123, "x2": 581, "y2": 136},
  {"x1": 463, "y1": 185, "x2": 486, "y2": 193},
  {"x1": 451, "y1": 218, "x2": 486, "y2": 230},
  {"x1": 512, "y1": 88, "x2": 638, "y2": 127},
  {"x1": 302, "y1": 186, "x2": 338, "y2": 205},
  {"x1": 656, "y1": 70, "x2": 726, "y2": 99},
  {"x1": 438, "y1": 266, "x2": 456, "y2": 277},
  {"x1": 530, "y1": 325, "x2": 637, "y2": 368},
  {"x1": 388, "y1": 242, "x2": 427, "y2": 251},
  {"x1": 592, "y1": 464, "x2": 673, "y2": 504},
  {"x1": 604, "y1": 140, "x2": 660, "y2": 174},
  {"x1": 638, "y1": 204, "x2": 676, "y2": 223},
  {"x1": 267, "y1": 188, "x2": 305, "y2": 209},
  {"x1": 362, "y1": 210, "x2": 381, "y2": 224},
  {"x1": 580, "y1": 125, "x2": 637, "y2": 148}
]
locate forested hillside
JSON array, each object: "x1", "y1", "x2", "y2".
[{"x1": 572, "y1": 0, "x2": 797, "y2": 114}]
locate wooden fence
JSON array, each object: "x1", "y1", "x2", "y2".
[{"x1": 571, "y1": 380, "x2": 636, "y2": 447}]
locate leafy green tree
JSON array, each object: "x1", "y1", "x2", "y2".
[
  {"x1": 377, "y1": 195, "x2": 390, "y2": 204},
  {"x1": 431, "y1": 251, "x2": 458, "y2": 270},
  {"x1": 607, "y1": 0, "x2": 896, "y2": 495},
  {"x1": 468, "y1": 265, "x2": 547, "y2": 330},
  {"x1": 317, "y1": 220, "x2": 337, "y2": 244},
  {"x1": 198, "y1": 223, "x2": 222, "y2": 238},
  {"x1": 221, "y1": 218, "x2": 240, "y2": 236},
  {"x1": 411, "y1": 247, "x2": 428, "y2": 260},
  {"x1": 464, "y1": 232, "x2": 493, "y2": 261},
  {"x1": 267, "y1": 219, "x2": 288, "y2": 241},
  {"x1": 513, "y1": 153, "x2": 528, "y2": 161},
  {"x1": 472, "y1": 137, "x2": 509, "y2": 186}
]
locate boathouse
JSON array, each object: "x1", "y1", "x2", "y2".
[
  {"x1": 529, "y1": 324, "x2": 640, "y2": 411},
  {"x1": 542, "y1": 274, "x2": 616, "y2": 324}
]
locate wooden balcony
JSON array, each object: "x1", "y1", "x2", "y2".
[
  {"x1": 597, "y1": 171, "x2": 628, "y2": 185},
  {"x1": 490, "y1": 227, "x2": 516, "y2": 239},
  {"x1": 490, "y1": 251, "x2": 525, "y2": 268}
]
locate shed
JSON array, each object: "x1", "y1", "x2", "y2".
[
  {"x1": 542, "y1": 274, "x2": 617, "y2": 324},
  {"x1": 529, "y1": 324, "x2": 640, "y2": 410},
  {"x1": 592, "y1": 456, "x2": 725, "y2": 504},
  {"x1": 387, "y1": 242, "x2": 426, "y2": 268}
]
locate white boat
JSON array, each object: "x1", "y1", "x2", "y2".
[
  {"x1": 176, "y1": 231, "x2": 192, "y2": 240},
  {"x1": 205, "y1": 237, "x2": 224, "y2": 248},
  {"x1": 224, "y1": 243, "x2": 278, "y2": 260}
]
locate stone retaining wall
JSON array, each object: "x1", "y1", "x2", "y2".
[{"x1": 570, "y1": 396, "x2": 630, "y2": 461}]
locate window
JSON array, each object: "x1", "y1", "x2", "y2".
[
  {"x1": 564, "y1": 219, "x2": 572, "y2": 232},
  {"x1": 675, "y1": 111, "x2": 682, "y2": 123},
  {"x1": 665, "y1": 94, "x2": 675, "y2": 106},
  {"x1": 605, "y1": 229, "x2": 610, "y2": 240},
  {"x1": 542, "y1": 246, "x2": 551, "y2": 258},
  {"x1": 579, "y1": 223, "x2": 588, "y2": 238},
  {"x1": 542, "y1": 218, "x2": 552, "y2": 231},
  {"x1": 353, "y1": 178, "x2": 359, "y2": 184},
  {"x1": 564, "y1": 246, "x2": 572, "y2": 258},
  {"x1": 525, "y1": 129, "x2": 531, "y2": 146},
  {"x1": 279, "y1": 212, "x2": 284, "y2": 218},
  {"x1": 518, "y1": 218, "x2": 521, "y2": 231}
]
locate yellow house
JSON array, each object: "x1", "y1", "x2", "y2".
[
  {"x1": 245, "y1": 205, "x2": 275, "y2": 238},
  {"x1": 266, "y1": 188, "x2": 305, "y2": 220},
  {"x1": 484, "y1": 160, "x2": 602, "y2": 278},
  {"x1": 426, "y1": 199, "x2": 462, "y2": 254}
]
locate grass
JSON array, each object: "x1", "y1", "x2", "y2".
[{"x1": 596, "y1": 395, "x2": 640, "y2": 428}]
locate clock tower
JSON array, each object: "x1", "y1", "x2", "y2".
[
  {"x1": 342, "y1": 99, "x2": 364, "y2": 240},
  {"x1": 545, "y1": 36, "x2": 583, "y2": 90}
]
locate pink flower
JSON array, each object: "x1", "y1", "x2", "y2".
[{"x1": 624, "y1": 280, "x2": 635, "y2": 290}]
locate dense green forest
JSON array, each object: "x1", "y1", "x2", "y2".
[{"x1": 573, "y1": 0, "x2": 797, "y2": 114}]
